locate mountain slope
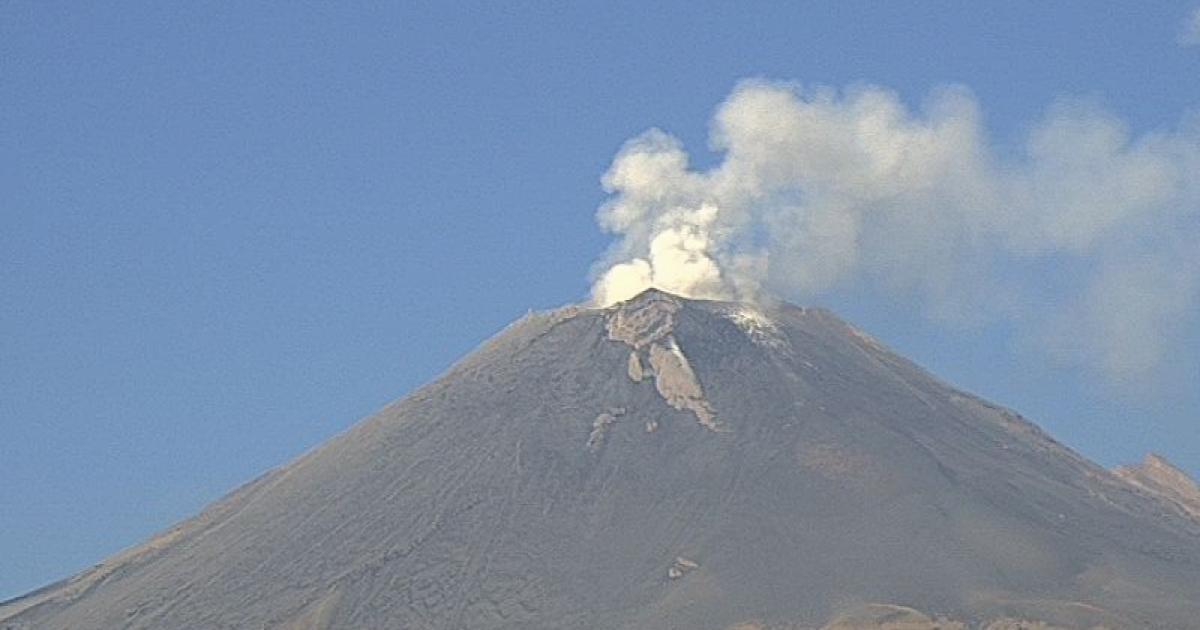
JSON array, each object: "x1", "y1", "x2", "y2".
[
  {"x1": 4, "y1": 289, "x2": 1200, "y2": 629},
  {"x1": 1115, "y1": 454, "x2": 1200, "y2": 524}
]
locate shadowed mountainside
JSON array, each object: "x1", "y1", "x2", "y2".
[{"x1": 4, "y1": 289, "x2": 1200, "y2": 629}]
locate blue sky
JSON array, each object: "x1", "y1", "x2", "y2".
[{"x1": 3, "y1": 2, "x2": 1199, "y2": 601}]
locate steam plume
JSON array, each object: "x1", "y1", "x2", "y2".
[
  {"x1": 591, "y1": 81, "x2": 1200, "y2": 379},
  {"x1": 1181, "y1": 7, "x2": 1200, "y2": 46}
]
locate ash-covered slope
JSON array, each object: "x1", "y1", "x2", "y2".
[
  {"x1": 5, "y1": 289, "x2": 1200, "y2": 630},
  {"x1": 1116, "y1": 454, "x2": 1200, "y2": 524}
]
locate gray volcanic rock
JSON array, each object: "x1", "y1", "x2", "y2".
[
  {"x1": 4, "y1": 289, "x2": 1200, "y2": 629},
  {"x1": 1115, "y1": 454, "x2": 1200, "y2": 524}
]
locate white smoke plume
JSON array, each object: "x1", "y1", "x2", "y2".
[
  {"x1": 1181, "y1": 6, "x2": 1200, "y2": 46},
  {"x1": 591, "y1": 80, "x2": 1200, "y2": 380}
]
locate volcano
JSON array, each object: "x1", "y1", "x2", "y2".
[{"x1": 4, "y1": 289, "x2": 1200, "y2": 629}]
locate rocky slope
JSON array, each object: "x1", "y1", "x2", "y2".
[
  {"x1": 4, "y1": 289, "x2": 1200, "y2": 629},
  {"x1": 1115, "y1": 454, "x2": 1200, "y2": 524}
]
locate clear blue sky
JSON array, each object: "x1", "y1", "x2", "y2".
[{"x1": 3, "y1": 1, "x2": 1198, "y2": 601}]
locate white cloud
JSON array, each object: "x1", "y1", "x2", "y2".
[
  {"x1": 1181, "y1": 7, "x2": 1200, "y2": 46},
  {"x1": 590, "y1": 81, "x2": 1200, "y2": 381}
]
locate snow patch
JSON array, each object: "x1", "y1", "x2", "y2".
[
  {"x1": 724, "y1": 305, "x2": 785, "y2": 348},
  {"x1": 847, "y1": 324, "x2": 885, "y2": 353}
]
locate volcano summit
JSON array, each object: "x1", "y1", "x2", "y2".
[{"x1": 4, "y1": 290, "x2": 1200, "y2": 629}]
